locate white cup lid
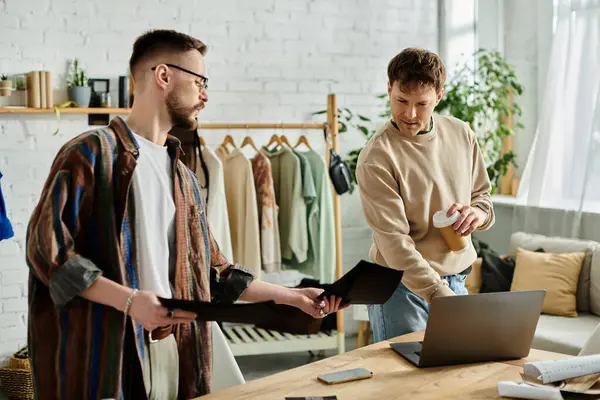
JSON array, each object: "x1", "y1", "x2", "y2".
[{"x1": 433, "y1": 209, "x2": 460, "y2": 228}]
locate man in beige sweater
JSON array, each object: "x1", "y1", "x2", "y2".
[{"x1": 356, "y1": 48, "x2": 495, "y2": 341}]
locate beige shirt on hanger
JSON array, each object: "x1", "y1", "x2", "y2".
[{"x1": 217, "y1": 147, "x2": 262, "y2": 276}]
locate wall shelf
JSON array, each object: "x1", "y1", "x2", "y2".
[{"x1": 0, "y1": 107, "x2": 131, "y2": 114}]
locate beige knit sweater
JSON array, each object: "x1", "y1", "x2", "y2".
[{"x1": 356, "y1": 114, "x2": 495, "y2": 302}]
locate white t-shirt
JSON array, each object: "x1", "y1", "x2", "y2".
[{"x1": 131, "y1": 133, "x2": 176, "y2": 299}]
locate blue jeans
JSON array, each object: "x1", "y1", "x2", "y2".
[{"x1": 367, "y1": 272, "x2": 469, "y2": 343}]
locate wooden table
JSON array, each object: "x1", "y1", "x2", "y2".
[{"x1": 198, "y1": 331, "x2": 570, "y2": 399}]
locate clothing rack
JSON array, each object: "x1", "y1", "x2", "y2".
[
  {"x1": 199, "y1": 94, "x2": 345, "y2": 356},
  {"x1": 197, "y1": 123, "x2": 327, "y2": 130}
]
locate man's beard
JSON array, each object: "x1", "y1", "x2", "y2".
[{"x1": 166, "y1": 92, "x2": 204, "y2": 130}]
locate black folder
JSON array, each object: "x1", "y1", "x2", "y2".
[
  {"x1": 158, "y1": 297, "x2": 322, "y2": 334},
  {"x1": 158, "y1": 260, "x2": 402, "y2": 335},
  {"x1": 317, "y1": 260, "x2": 403, "y2": 304}
]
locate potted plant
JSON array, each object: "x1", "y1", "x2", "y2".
[
  {"x1": 15, "y1": 78, "x2": 25, "y2": 91},
  {"x1": 436, "y1": 49, "x2": 523, "y2": 193},
  {"x1": 67, "y1": 58, "x2": 91, "y2": 107},
  {"x1": 0, "y1": 74, "x2": 13, "y2": 97},
  {"x1": 314, "y1": 49, "x2": 524, "y2": 195}
]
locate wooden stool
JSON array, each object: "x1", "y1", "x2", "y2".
[{"x1": 356, "y1": 321, "x2": 371, "y2": 348}]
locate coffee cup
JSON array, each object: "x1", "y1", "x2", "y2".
[{"x1": 433, "y1": 208, "x2": 470, "y2": 253}]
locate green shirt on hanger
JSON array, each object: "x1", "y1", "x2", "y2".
[
  {"x1": 261, "y1": 146, "x2": 308, "y2": 264},
  {"x1": 293, "y1": 149, "x2": 336, "y2": 284},
  {"x1": 291, "y1": 149, "x2": 319, "y2": 277}
]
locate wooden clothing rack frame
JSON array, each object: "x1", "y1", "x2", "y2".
[{"x1": 199, "y1": 94, "x2": 345, "y2": 356}]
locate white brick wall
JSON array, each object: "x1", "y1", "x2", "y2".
[{"x1": 0, "y1": 0, "x2": 438, "y2": 361}]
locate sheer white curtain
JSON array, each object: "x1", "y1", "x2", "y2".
[{"x1": 516, "y1": 0, "x2": 600, "y2": 238}]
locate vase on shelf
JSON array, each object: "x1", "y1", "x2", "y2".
[
  {"x1": 68, "y1": 86, "x2": 91, "y2": 107},
  {"x1": 0, "y1": 80, "x2": 13, "y2": 97}
]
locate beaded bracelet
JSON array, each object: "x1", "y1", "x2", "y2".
[{"x1": 124, "y1": 289, "x2": 139, "y2": 315}]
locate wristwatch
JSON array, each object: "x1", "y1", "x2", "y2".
[
  {"x1": 474, "y1": 202, "x2": 489, "y2": 214},
  {"x1": 473, "y1": 202, "x2": 490, "y2": 224}
]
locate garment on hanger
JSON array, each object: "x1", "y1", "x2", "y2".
[
  {"x1": 293, "y1": 150, "x2": 317, "y2": 208},
  {"x1": 0, "y1": 171, "x2": 14, "y2": 241},
  {"x1": 217, "y1": 148, "x2": 262, "y2": 275},
  {"x1": 251, "y1": 152, "x2": 281, "y2": 272},
  {"x1": 196, "y1": 146, "x2": 234, "y2": 262},
  {"x1": 261, "y1": 146, "x2": 308, "y2": 264},
  {"x1": 289, "y1": 150, "x2": 319, "y2": 276},
  {"x1": 297, "y1": 150, "x2": 336, "y2": 284}
]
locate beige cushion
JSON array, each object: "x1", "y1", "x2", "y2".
[
  {"x1": 465, "y1": 258, "x2": 482, "y2": 294},
  {"x1": 532, "y1": 313, "x2": 600, "y2": 356},
  {"x1": 509, "y1": 232, "x2": 598, "y2": 313},
  {"x1": 511, "y1": 248, "x2": 585, "y2": 317}
]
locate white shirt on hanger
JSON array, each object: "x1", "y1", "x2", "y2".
[
  {"x1": 196, "y1": 145, "x2": 234, "y2": 262},
  {"x1": 131, "y1": 132, "x2": 176, "y2": 299}
]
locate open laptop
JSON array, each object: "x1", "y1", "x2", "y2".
[{"x1": 390, "y1": 290, "x2": 546, "y2": 367}]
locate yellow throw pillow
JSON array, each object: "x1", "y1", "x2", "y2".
[
  {"x1": 511, "y1": 248, "x2": 585, "y2": 317},
  {"x1": 465, "y1": 258, "x2": 482, "y2": 294}
]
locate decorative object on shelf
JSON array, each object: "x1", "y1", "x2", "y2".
[
  {"x1": 67, "y1": 58, "x2": 91, "y2": 107},
  {"x1": 51, "y1": 100, "x2": 77, "y2": 135},
  {"x1": 0, "y1": 346, "x2": 34, "y2": 400},
  {"x1": 87, "y1": 79, "x2": 112, "y2": 125},
  {"x1": 43, "y1": 71, "x2": 52, "y2": 108},
  {"x1": 2, "y1": 74, "x2": 28, "y2": 107},
  {"x1": 0, "y1": 74, "x2": 13, "y2": 97},
  {"x1": 25, "y1": 71, "x2": 52, "y2": 108},
  {"x1": 88, "y1": 78, "x2": 110, "y2": 108},
  {"x1": 100, "y1": 93, "x2": 112, "y2": 107},
  {"x1": 15, "y1": 76, "x2": 25, "y2": 91},
  {"x1": 0, "y1": 107, "x2": 130, "y2": 114},
  {"x1": 26, "y1": 71, "x2": 39, "y2": 107},
  {"x1": 118, "y1": 75, "x2": 131, "y2": 108}
]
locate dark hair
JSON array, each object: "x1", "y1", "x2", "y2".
[
  {"x1": 129, "y1": 29, "x2": 208, "y2": 76},
  {"x1": 168, "y1": 127, "x2": 210, "y2": 203},
  {"x1": 387, "y1": 48, "x2": 446, "y2": 93}
]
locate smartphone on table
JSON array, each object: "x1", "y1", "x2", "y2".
[{"x1": 317, "y1": 367, "x2": 373, "y2": 385}]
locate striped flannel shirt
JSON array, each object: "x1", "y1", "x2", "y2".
[{"x1": 26, "y1": 117, "x2": 254, "y2": 399}]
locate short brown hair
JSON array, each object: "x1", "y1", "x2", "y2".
[
  {"x1": 129, "y1": 29, "x2": 208, "y2": 76},
  {"x1": 387, "y1": 48, "x2": 446, "y2": 93}
]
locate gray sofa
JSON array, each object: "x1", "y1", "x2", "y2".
[{"x1": 506, "y1": 232, "x2": 600, "y2": 355}]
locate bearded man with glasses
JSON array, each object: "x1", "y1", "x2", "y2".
[{"x1": 25, "y1": 29, "x2": 345, "y2": 400}]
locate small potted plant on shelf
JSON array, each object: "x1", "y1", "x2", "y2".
[
  {"x1": 15, "y1": 78, "x2": 25, "y2": 91},
  {"x1": 0, "y1": 74, "x2": 13, "y2": 97},
  {"x1": 66, "y1": 58, "x2": 91, "y2": 107}
]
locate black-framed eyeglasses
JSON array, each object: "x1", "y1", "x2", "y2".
[{"x1": 151, "y1": 63, "x2": 208, "y2": 90}]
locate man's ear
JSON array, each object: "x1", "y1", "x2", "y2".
[
  {"x1": 154, "y1": 64, "x2": 170, "y2": 89},
  {"x1": 436, "y1": 89, "x2": 444, "y2": 104},
  {"x1": 387, "y1": 81, "x2": 392, "y2": 96}
]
